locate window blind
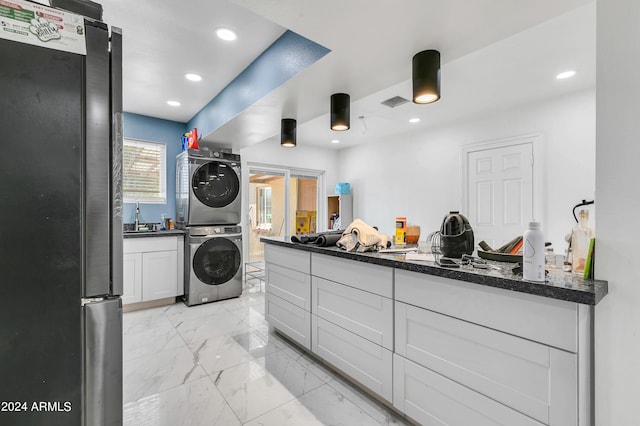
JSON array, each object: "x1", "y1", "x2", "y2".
[{"x1": 123, "y1": 139, "x2": 166, "y2": 203}]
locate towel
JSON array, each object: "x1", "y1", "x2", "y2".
[{"x1": 337, "y1": 219, "x2": 391, "y2": 252}]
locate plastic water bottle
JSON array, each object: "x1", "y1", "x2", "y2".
[{"x1": 523, "y1": 222, "x2": 545, "y2": 282}]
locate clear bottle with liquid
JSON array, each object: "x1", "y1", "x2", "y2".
[{"x1": 571, "y1": 209, "x2": 594, "y2": 273}]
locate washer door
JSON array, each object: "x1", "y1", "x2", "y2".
[
  {"x1": 192, "y1": 161, "x2": 239, "y2": 208},
  {"x1": 193, "y1": 238, "x2": 241, "y2": 285}
]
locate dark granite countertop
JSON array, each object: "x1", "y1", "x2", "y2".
[
  {"x1": 260, "y1": 237, "x2": 608, "y2": 305},
  {"x1": 123, "y1": 230, "x2": 185, "y2": 239}
]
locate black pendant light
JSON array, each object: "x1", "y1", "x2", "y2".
[
  {"x1": 330, "y1": 93, "x2": 350, "y2": 131},
  {"x1": 281, "y1": 118, "x2": 296, "y2": 147},
  {"x1": 412, "y1": 50, "x2": 441, "y2": 104}
]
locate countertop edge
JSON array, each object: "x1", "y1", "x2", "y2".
[
  {"x1": 260, "y1": 237, "x2": 608, "y2": 305},
  {"x1": 123, "y1": 230, "x2": 185, "y2": 238}
]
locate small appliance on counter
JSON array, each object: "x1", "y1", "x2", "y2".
[{"x1": 439, "y1": 211, "x2": 475, "y2": 258}]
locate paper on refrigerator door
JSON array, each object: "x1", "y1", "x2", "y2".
[{"x1": 0, "y1": 0, "x2": 87, "y2": 55}]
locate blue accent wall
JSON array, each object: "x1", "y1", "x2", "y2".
[
  {"x1": 188, "y1": 30, "x2": 330, "y2": 138},
  {"x1": 123, "y1": 112, "x2": 187, "y2": 225}
]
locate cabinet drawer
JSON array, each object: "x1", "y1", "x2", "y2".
[
  {"x1": 123, "y1": 236, "x2": 178, "y2": 253},
  {"x1": 312, "y1": 315, "x2": 392, "y2": 402},
  {"x1": 266, "y1": 263, "x2": 311, "y2": 311},
  {"x1": 266, "y1": 293, "x2": 311, "y2": 350},
  {"x1": 396, "y1": 302, "x2": 577, "y2": 425},
  {"x1": 395, "y1": 269, "x2": 578, "y2": 352},
  {"x1": 311, "y1": 253, "x2": 392, "y2": 298},
  {"x1": 312, "y1": 277, "x2": 393, "y2": 350},
  {"x1": 394, "y1": 355, "x2": 545, "y2": 426},
  {"x1": 265, "y1": 244, "x2": 310, "y2": 273}
]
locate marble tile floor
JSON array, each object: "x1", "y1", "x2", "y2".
[{"x1": 123, "y1": 281, "x2": 411, "y2": 426}]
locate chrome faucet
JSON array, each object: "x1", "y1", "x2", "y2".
[{"x1": 134, "y1": 201, "x2": 140, "y2": 230}]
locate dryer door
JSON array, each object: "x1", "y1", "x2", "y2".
[
  {"x1": 193, "y1": 237, "x2": 241, "y2": 285},
  {"x1": 192, "y1": 161, "x2": 240, "y2": 208}
]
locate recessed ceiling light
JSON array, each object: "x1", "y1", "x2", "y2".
[
  {"x1": 167, "y1": 100, "x2": 181, "y2": 107},
  {"x1": 331, "y1": 139, "x2": 340, "y2": 144},
  {"x1": 216, "y1": 28, "x2": 237, "y2": 41},
  {"x1": 409, "y1": 118, "x2": 421, "y2": 123},
  {"x1": 556, "y1": 70, "x2": 576, "y2": 79},
  {"x1": 185, "y1": 73, "x2": 202, "y2": 82}
]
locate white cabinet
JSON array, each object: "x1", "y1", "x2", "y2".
[
  {"x1": 309, "y1": 253, "x2": 394, "y2": 402},
  {"x1": 266, "y1": 292, "x2": 311, "y2": 349},
  {"x1": 312, "y1": 276, "x2": 393, "y2": 349},
  {"x1": 312, "y1": 315, "x2": 393, "y2": 402},
  {"x1": 395, "y1": 301, "x2": 577, "y2": 425},
  {"x1": 263, "y1": 244, "x2": 594, "y2": 426},
  {"x1": 142, "y1": 250, "x2": 178, "y2": 301},
  {"x1": 311, "y1": 253, "x2": 392, "y2": 298},
  {"x1": 394, "y1": 269, "x2": 578, "y2": 352},
  {"x1": 123, "y1": 236, "x2": 183, "y2": 305},
  {"x1": 393, "y1": 355, "x2": 545, "y2": 426},
  {"x1": 394, "y1": 269, "x2": 589, "y2": 426},
  {"x1": 264, "y1": 245, "x2": 311, "y2": 349},
  {"x1": 266, "y1": 262, "x2": 311, "y2": 311},
  {"x1": 122, "y1": 253, "x2": 142, "y2": 304}
]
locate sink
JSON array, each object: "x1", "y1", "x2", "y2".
[{"x1": 123, "y1": 229, "x2": 157, "y2": 234}]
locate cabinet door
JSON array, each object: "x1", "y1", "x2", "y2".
[
  {"x1": 394, "y1": 355, "x2": 545, "y2": 426},
  {"x1": 395, "y1": 269, "x2": 578, "y2": 352},
  {"x1": 311, "y1": 253, "x2": 392, "y2": 298},
  {"x1": 312, "y1": 315, "x2": 392, "y2": 402},
  {"x1": 265, "y1": 244, "x2": 310, "y2": 273},
  {"x1": 312, "y1": 276, "x2": 393, "y2": 350},
  {"x1": 266, "y1": 293, "x2": 311, "y2": 350},
  {"x1": 396, "y1": 301, "x2": 577, "y2": 425},
  {"x1": 142, "y1": 250, "x2": 178, "y2": 301},
  {"x1": 122, "y1": 253, "x2": 142, "y2": 304},
  {"x1": 266, "y1": 263, "x2": 311, "y2": 311}
]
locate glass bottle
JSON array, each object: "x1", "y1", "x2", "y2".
[{"x1": 571, "y1": 209, "x2": 594, "y2": 273}]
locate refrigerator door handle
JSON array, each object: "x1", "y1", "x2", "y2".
[
  {"x1": 84, "y1": 297, "x2": 122, "y2": 426},
  {"x1": 84, "y1": 19, "x2": 112, "y2": 298},
  {"x1": 110, "y1": 26, "x2": 124, "y2": 297}
]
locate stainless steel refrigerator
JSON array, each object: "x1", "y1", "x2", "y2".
[{"x1": 0, "y1": 1, "x2": 123, "y2": 425}]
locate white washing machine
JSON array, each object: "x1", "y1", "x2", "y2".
[
  {"x1": 176, "y1": 148, "x2": 241, "y2": 227},
  {"x1": 183, "y1": 225, "x2": 242, "y2": 306}
]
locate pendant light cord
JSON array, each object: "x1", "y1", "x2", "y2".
[{"x1": 358, "y1": 115, "x2": 367, "y2": 135}]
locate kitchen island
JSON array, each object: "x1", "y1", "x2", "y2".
[{"x1": 261, "y1": 236, "x2": 607, "y2": 426}]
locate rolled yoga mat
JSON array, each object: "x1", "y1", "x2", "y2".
[{"x1": 315, "y1": 233, "x2": 342, "y2": 247}]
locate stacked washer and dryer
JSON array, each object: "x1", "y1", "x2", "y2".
[{"x1": 176, "y1": 148, "x2": 243, "y2": 306}]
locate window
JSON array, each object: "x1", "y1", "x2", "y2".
[
  {"x1": 123, "y1": 138, "x2": 166, "y2": 203},
  {"x1": 257, "y1": 187, "x2": 272, "y2": 228}
]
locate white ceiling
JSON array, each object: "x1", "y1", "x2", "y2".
[
  {"x1": 97, "y1": 0, "x2": 595, "y2": 150},
  {"x1": 99, "y1": 0, "x2": 286, "y2": 123}
]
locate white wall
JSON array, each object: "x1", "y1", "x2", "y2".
[
  {"x1": 240, "y1": 139, "x2": 340, "y2": 195},
  {"x1": 337, "y1": 89, "x2": 595, "y2": 250},
  {"x1": 595, "y1": 0, "x2": 640, "y2": 423}
]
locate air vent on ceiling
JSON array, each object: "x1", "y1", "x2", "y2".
[{"x1": 381, "y1": 96, "x2": 410, "y2": 108}]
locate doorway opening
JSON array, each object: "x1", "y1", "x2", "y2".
[{"x1": 247, "y1": 166, "x2": 323, "y2": 265}]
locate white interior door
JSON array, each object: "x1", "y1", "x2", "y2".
[{"x1": 465, "y1": 141, "x2": 534, "y2": 249}]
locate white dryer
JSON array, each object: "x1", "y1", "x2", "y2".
[
  {"x1": 176, "y1": 148, "x2": 241, "y2": 227},
  {"x1": 183, "y1": 225, "x2": 242, "y2": 306}
]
